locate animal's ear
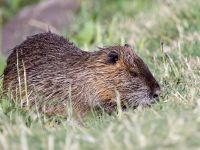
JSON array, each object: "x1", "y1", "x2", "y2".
[
  {"x1": 124, "y1": 43, "x2": 134, "y2": 51},
  {"x1": 107, "y1": 51, "x2": 119, "y2": 64},
  {"x1": 124, "y1": 43, "x2": 131, "y2": 48}
]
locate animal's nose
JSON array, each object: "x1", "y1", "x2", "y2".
[
  {"x1": 150, "y1": 85, "x2": 161, "y2": 99},
  {"x1": 152, "y1": 88, "x2": 160, "y2": 99}
]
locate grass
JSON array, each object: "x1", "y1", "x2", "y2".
[
  {"x1": 0, "y1": 0, "x2": 200, "y2": 149},
  {"x1": 1, "y1": 0, "x2": 40, "y2": 23}
]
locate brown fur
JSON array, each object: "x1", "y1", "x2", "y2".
[{"x1": 3, "y1": 32, "x2": 160, "y2": 117}]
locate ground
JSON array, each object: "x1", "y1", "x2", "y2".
[{"x1": 0, "y1": 0, "x2": 200, "y2": 149}]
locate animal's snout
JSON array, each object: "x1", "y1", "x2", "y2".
[
  {"x1": 150, "y1": 83, "x2": 161, "y2": 100},
  {"x1": 152, "y1": 88, "x2": 160, "y2": 99}
]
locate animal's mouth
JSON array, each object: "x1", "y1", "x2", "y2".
[
  {"x1": 121, "y1": 97, "x2": 160, "y2": 111},
  {"x1": 142, "y1": 97, "x2": 160, "y2": 108}
]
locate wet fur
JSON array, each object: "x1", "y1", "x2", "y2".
[{"x1": 3, "y1": 32, "x2": 160, "y2": 117}]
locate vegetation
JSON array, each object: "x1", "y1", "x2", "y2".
[
  {"x1": 1, "y1": 0, "x2": 40, "y2": 23},
  {"x1": 0, "y1": 0, "x2": 200, "y2": 149}
]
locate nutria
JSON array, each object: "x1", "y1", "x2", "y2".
[{"x1": 2, "y1": 32, "x2": 160, "y2": 118}]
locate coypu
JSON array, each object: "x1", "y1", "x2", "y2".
[{"x1": 3, "y1": 32, "x2": 160, "y2": 118}]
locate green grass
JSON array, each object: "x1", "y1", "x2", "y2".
[
  {"x1": 0, "y1": 0, "x2": 200, "y2": 149},
  {"x1": 1, "y1": 0, "x2": 40, "y2": 23}
]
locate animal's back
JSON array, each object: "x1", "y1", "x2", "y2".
[
  {"x1": 3, "y1": 33, "x2": 88, "y2": 115},
  {"x1": 5, "y1": 32, "x2": 84, "y2": 66}
]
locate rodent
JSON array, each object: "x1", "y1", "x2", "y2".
[{"x1": 2, "y1": 32, "x2": 161, "y2": 118}]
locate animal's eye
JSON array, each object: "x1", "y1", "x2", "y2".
[
  {"x1": 107, "y1": 51, "x2": 119, "y2": 64},
  {"x1": 129, "y1": 71, "x2": 138, "y2": 77}
]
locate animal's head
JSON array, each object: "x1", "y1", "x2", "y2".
[{"x1": 93, "y1": 44, "x2": 161, "y2": 109}]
